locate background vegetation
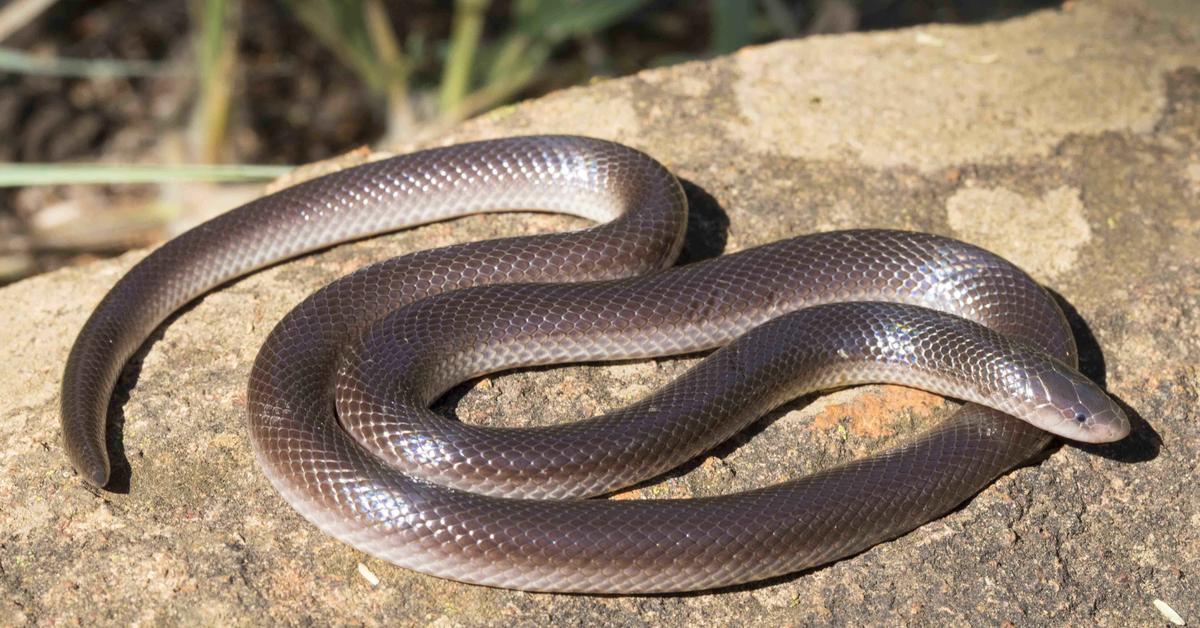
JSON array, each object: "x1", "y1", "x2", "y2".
[{"x1": 0, "y1": 0, "x2": 1059, "y2": 283}]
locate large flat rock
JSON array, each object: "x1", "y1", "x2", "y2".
[{"x1": 2, "y1": 1, "x2": 1197, "y2": 624}]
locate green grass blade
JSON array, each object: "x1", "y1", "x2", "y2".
[
  {"x1": 710, "y1": 0, "x2": 754, "y2": 54},
  {"x1": 0, "y1": 46, "x2": 175, "y2": 78},
  {"x1": 515, "y1": 0, "x2": 651, "y2": 44},
  {"x1": 190, "y1": 0, "x2": 241, "y2": 162},
  {"x1": 440, "y1": 0, "x2": 491, "y2": 113},
  {"x1": 282, "y1": 0, "x2": 386, "y2": 92},
  {"x1": 0, "y1": 163, "x2": 293, "y2": 187}
]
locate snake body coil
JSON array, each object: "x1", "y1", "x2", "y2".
[{"x1": 61, "y1": 136, "x2": 1127, "y2": 593}]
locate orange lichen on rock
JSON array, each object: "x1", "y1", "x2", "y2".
[{"x1": 809, "y1": 386, "x2": 950, "y2": 439}]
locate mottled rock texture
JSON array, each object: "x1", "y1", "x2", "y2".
[{"x1": 2, "y1": 0, "x2": 1197, "y2": 624}]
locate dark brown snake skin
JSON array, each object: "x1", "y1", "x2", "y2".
[{"x1": 61, "y1": 135, "x2": 1128, "y2": 593}]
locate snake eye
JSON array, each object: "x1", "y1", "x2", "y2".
[{"x1": 1074, "y1": 412, "x2": 1088, "y2": 423}]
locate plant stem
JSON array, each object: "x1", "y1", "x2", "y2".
[
  {"x1": 363, "y1": 0, "x2": 416, "y2": 142},
  {"x1": 190, "y1": 0, "x2": 241, "y2": 163},
  {"x1": 439, "y1": 0, "x2": 491, "y2": 114}
]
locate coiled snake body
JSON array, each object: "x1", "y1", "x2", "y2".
[{"x1": 61, "y1": 136, "x2": 1127, "y2": 593}]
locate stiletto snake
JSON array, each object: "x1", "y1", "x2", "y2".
[{"x1": 61, "y1": 136, "x2": 1127, "y2": 592}]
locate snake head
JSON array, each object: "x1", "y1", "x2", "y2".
[{"x1": 1015, "y1": 360, "x2": 1130, "y2": 443}]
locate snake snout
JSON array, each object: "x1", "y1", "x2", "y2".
[
  {"x1": 1069, "y1": 380, "x2": 1131, "y2": 443},
  {"x1": 1034, "y1": 368, "x2": 1130, "y2": 443}
]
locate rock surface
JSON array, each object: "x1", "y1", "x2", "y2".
[{"x1": 2, "y1": 1, "x2": 1197, "y2": 624}]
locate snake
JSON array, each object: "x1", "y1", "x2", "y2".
[{"x1": 60, "y1": 135, "x2": 1129, "y2": 593}]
